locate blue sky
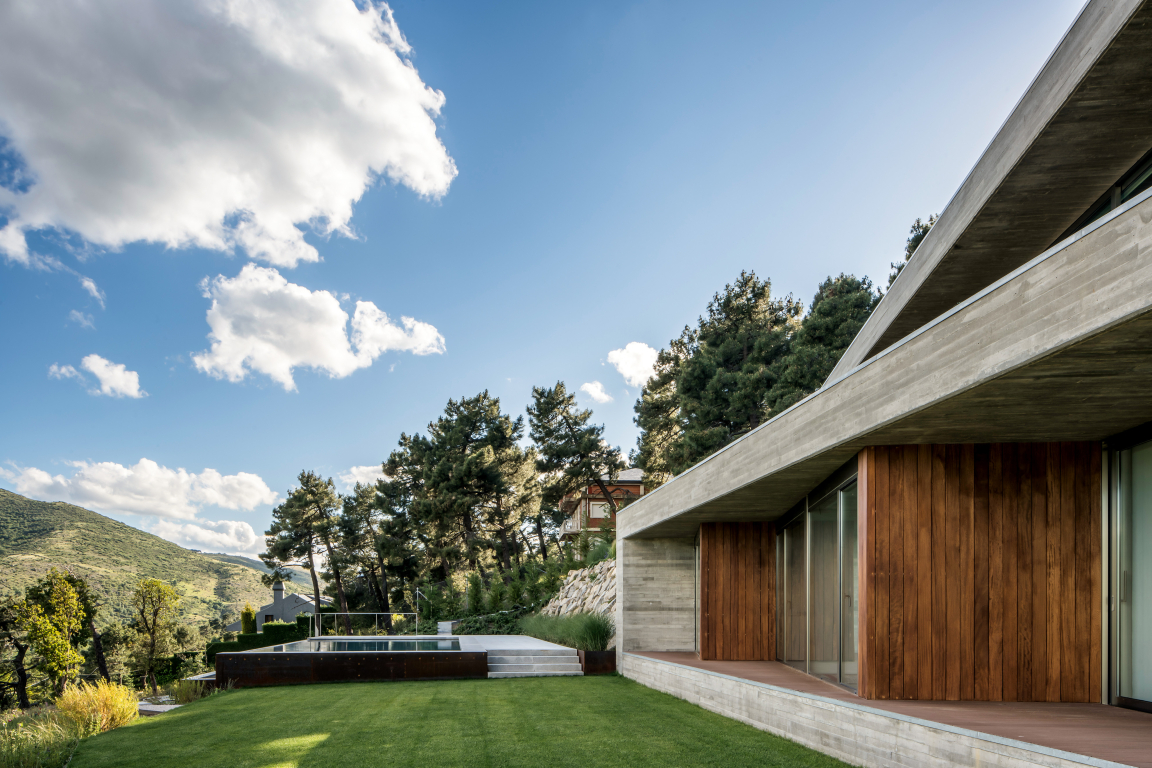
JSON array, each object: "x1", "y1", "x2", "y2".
[{"x1": 0, "y1": 0, "x2": 1084, "y2": 554}]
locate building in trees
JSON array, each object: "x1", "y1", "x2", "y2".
[
  {"x1": 558, "y1": 468, "x2": 646, "y2": 542},
  {"x1": 224, "y1": 581, "x2": 332, "y2": 632}
]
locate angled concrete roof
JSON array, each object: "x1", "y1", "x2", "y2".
[
  {"x1": 828, "y1": 0, "x2": 1152, "y2": 381},
  {"x1": 621, "y1": 185, "x2": 1152, "y2": 538}
]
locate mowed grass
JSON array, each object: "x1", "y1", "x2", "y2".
[{"x1": 69, "y1": 676, "x2": 850, "y2": 768}]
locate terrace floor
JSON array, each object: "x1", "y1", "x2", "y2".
[{"x1": 638, "y1": 653, "x2": 1152, "y2": 768}]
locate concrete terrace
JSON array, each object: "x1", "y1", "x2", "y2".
[{"x1": 630, "y1": 653, "x2": 1152, "y2": 768}]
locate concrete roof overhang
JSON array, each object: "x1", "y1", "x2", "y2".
[
  {"x1": 620, "y1": 191, "x2": 1152, "y2": 540},
  {"x1": 829, "y1": 0, "x2": 1152, "y2": 380}
]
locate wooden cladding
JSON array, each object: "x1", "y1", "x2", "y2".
[
  {"x1": 699, "y1": 522, "x2": 776, "y2": 660},
  {"x1": 858, "y1": 443, "x2": 1101, "y2": 702}
]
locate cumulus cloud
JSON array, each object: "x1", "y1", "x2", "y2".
[
  {"x1": 80, "y1": 354, "x2": 146, "y2": 398},
  {"x1": 68, "y1": 310, "x2": 94, "y2": 329},
  {"x1": 0, "y1": 0, "x2": 456, "y2": 268},
  {"x1": 607, "y1": 341, "x2": 658, "y2": 387},
  {"x1": 193, "y1": 264, "x2": 444, "y2": 390},
  {"x1": 2, "y1": 457, "x2": 277, "y2": 519},
  {"x1": 151, "y1": 518, "x2": 260, "y2": 554},
  {"x1": 338, "y1": 464, "x2": 387, "y2": 490},
  {"x1": 580, "y1": 381, "x2": 613, "y2": 404}
]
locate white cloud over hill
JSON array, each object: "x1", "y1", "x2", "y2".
[
  {"x1": 2, "y1": 458, "x2": 276, "y2": 519},
  {"x1": 151, "y1": 518, "x2": 260, "y2": 554},
  {"x1": 0, "y1": 0, "x2": 455, "y2": 268},
  {"x1": 193, "y1": 264, "x2": 445, "y2": 390}
]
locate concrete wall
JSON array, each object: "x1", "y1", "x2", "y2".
[
  {"x1": 617, "y1": 537, "x2": 696, "y2": 661},
  {"x1": 622, "y1": 654, "x2": 1126, "y2": 768}
]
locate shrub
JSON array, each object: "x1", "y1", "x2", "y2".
[
  {"x1": 55, "y1": 680, "x2": 138, "y2": 735},
  {"x1": 166, "y1": 679, "x2": 209, "y2": 705},
  {"x1": 240, "y1": 603, "x2": 256, "y2": 635},
  {"x1": 0, "y1": 707, "x2": 80, "y2": 768},
  {"x1": 519, "y1": 612, "x2": 615, "y2": 651}
]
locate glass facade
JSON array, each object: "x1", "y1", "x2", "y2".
[
  {"x1": 1115, "y1": 441, "x2": 1152, "y2": 707},
  {"x1": 777, "y1": 479, "x2": 859, "y2": 691}
]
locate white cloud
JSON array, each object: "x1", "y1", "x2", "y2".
[
  {"x1": 580, "y1": 381, "x2": 614, "y2": 404},
  {"x1": 0, "y1": 0, "x2": 456, "y2": 269},
  {"x1": 68, "y1": 310, "x2": 94, "y2": 329},
  {"x1": 151, "y1": 518, "x2": 260, "y2": 555},
  {"x1": 607, "y1": 341, "x2": 658, "y2": 387},
  {"x1": 193, "y1": 264, "x2": 444, "y2": 390},
  {"x1": 2, "y1": 457, "x2": 277, "y2": 519},
  {"x1": 338, "y1": 464, "x2": 387, "y2": 490},
  {"x1": 79, "y1": 354, "x2": 146, "y2": 398},
  {"x1": 48, "y1": 363, "x2": 83, "y2": 382}
]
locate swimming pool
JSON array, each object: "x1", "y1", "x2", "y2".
[{"x1": 250, "y1": 637, "x2": 461, "y2": 653}]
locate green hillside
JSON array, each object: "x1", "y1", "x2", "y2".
[{"x1": 0, "y1": 488, "x2": 308, "y2": 626}]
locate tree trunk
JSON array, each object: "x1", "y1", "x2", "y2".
[
  {"x1": 306, "y1": 545, "x2": 323, "y2": 637},
  {"x1": 593, "y1": 477, "x2": 619, "y2": 513},
  {"x1": 462, "y1": 511, "x2": 479, "y2": 572},
  {"x1": 364, "y1": 519, "x2": 393, "y2": 631},
  {"x1": 89, "y1": 617, "x2": 110, "y2": 682},
  {"x1": 322, "y1": 539, "x2": 353, "y2": 635},
  {"x1": 535, "y1": 516, "x2": 549, "y2": 561},
  {"x1": 498, "y1": 528, "x2": 512, "y2": 575},
  {"x1": 12, "y1": 637, "x2": 30, "y2": 708}
]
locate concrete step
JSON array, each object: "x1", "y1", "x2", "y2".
[
  {"x1": 485, "y1": 648, "x2": 576, "y2": 657},
  {"x1": 488, "y1": 663, "x2": 583, "y2": 674},
  {"x1": 487, "y1": 654, "x2": 579, "y2": 665},
  {"x1": 488, "y1": 671, "x2": 583, "y2": 678}
]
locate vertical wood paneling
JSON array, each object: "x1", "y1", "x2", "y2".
[
  {"x1": 916, "y1": 445, "x2": 934, "y2": 701},
  {"x1": 973, "y1": 444, "x2": 990, "y2": 700},
  {"x1": 931, "y1": 444, "x2": 947, "y2": 701},
  {"x1": 989, "y1": 444, "x2": 1004, "y2": 701},
  {"x1": 859, "y1": 448, "x2": 873, "y2": 699},
  {"x1": 1031, "y1": 443, "x2": 1048, "y2": 702},
  {"x1": 876, "y1": 448, "x2": 891, "y2": 699},
  {"x1": 903, "y1": 446, "x2": 919, "y2": 699},
  {"x1": 860, "y1": 442, "x2": 1100, "y2": 703},
  {"x1": 960, "y1": 444, "x2": 975, "y2": 700},
  {"x1": 889, "y1": 448, "x2": 904, "y2": 699},
  {"x1": 699, "y1": 522, "x2": 777, "y2": 661}
]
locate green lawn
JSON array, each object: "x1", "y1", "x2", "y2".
[{"x1": 70, "y1": 677, "x2": 850, "y2": 768}]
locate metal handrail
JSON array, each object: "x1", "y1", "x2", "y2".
[{"x1": 310, "y1": 611, "x2": 422, "y2": 638}]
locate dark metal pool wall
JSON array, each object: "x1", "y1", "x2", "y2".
[{"x1": 216, "y1": 651, "x2": 488, "y2": 687}]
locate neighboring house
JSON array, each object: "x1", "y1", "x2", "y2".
[
  {"x1": 559, "y1": 468, "x2": 646, "y2": 542},
  {"x1": 226, "y1": 581, "x2": 333, "y2": 632},
  {"x1": 616, "y1": 0, "x2": 1152, "y2": 754}
]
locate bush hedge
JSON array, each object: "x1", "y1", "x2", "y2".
[{"x1": 206, "y1": 615, "x2": 310, "y2": 663}]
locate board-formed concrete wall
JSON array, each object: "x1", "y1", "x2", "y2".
[
  {"x1": 617, "y1": 537, "x2": 696, "y2": 660},
  {"x1": 622, "y1": 654, "x2": 1126, "y2": 768}
]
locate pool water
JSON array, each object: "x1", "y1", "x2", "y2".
[{"x1": 250, "y1": 637, "x2": 461, "y2": 653}]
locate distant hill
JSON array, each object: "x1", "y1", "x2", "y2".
[{"x1": 0, "y1": 488, "x2": 310, "y2": 626}]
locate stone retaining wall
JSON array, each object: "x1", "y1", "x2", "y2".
[{"x1": 541, "y1": 559, "x2": 615, "y2": 617}]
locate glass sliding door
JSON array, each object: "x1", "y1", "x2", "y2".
[
  {"x1": 809, "y1": 492, "x2": 839, "y2": 682},
  {"x1": 840, "y1": 483, "x2": 859, "y2": 689},
  {"x1": 1116, "y1": 441, "x2": 1152, "y2": 709},
  {"x1": 776, "y1": 479, "x2": 860, "y2": 692},
  {"x1": 783, "y1": 518, "x2": 807, "y2": 672}
]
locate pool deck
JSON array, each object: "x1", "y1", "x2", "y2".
[{"x1": 457, "y1": 635, "x2": 573, "y2": 653}]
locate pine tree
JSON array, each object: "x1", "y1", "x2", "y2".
[
  {"x1": 763, "y1": 274, "x2": 881, "y2": 416},
  {"x1": 889, "y1": 215, "x2": 937, "y2": 288},
  {"x1": 528, "y1": 381, "x2": 625, "y2": 513}
]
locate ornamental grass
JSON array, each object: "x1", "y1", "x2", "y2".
[
  {"x1": 519, "y1": 611, "x2": 615, "y2": 651},
  {"x1": 55, "y1": 680, "x2": 138, "y2": 736},
  {"x1": 0, "y1": 707, "x2": 79, "y2": 768}
]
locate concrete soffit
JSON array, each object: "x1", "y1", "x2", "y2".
[
  {"x1": 828, "y1": 0, "x2": 1152, "y2": 381},
  {"x1": 620, "y1": 187, "x2": 1152, "y2": 539}
]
